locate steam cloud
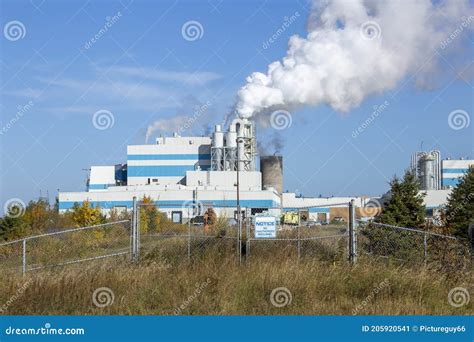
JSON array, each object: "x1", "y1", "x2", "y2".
[{"x1": 236, "y1": 0, "x2": 473, "y2": 118}]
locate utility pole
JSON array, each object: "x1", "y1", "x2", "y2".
[
  {"x1": 348, "y1": 199, "x2": 357, "y2": 264},
  {"x1": 236, "y1": 138, "x2": 242, "y2": 264}
]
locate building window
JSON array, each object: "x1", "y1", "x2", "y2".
[{"x1": 171, "y1": 211, "x2": 182, "y2": 224}]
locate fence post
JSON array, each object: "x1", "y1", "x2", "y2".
[
  {"x1": 348, "y1": 200, "x2": 357, "y2": 264},
  {"x1": 423, "y1": 232, "x2": 428, "y2": 265},
  {"x1": 246, "y1": 209, "x2": 251, "y2": 262},
  {"x1": 237, "y1": 206, "x2": 242, "y2": 264},
  {"x1": 22, "y1": 239, "x2": 26, "y2": 276},
  {"x1": 132, "y1": 197, "x2": 138, "y2": 263},
  {"x1": 297, "y1": 210, "x2": 301, "y2": 259},
  {"x1": 136, "y1": 200, "x2": 140, "y2": 261},
  {"x1": 187, "y1": 207, "x2": 191, "y2": 261}
]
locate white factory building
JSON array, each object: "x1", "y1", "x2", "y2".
[
  {"x1": 59, "y1": 122, "x2": 471, "y2": 223},
  {"x1": 61, "y1": 118, "x2": 371, "y2": 223}
]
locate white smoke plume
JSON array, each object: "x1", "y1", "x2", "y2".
[
  {"x1": 236, "y1": 0, "x2": 473, "y2": 118},
  {"x1": 145, "y1": 97, "x2": 212, "y2": 142}
]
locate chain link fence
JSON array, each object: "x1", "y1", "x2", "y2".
[
  {"x1": 136, "y1": 203, "x2": 240, "y2": 266},
  {"x1": 0, "y1": 199, "x2": 471, "y2": 274},
  {"x1": 358, "y1": 221, "x2": 472, "y2": 270},
  {"x1": 246, "y1": 206, "x2": 348, "y2": 262},
  {"x1": 0, "y1": 220, "x2": 131, "y2": 274}
]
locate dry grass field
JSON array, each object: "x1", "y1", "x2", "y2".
[{"x1": 0, "y1": 250, "x2": 472, "y2": 315}]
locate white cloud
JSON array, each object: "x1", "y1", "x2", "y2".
[{"x1": 104, "y1": 66, "x2": 222, "y2": 85}]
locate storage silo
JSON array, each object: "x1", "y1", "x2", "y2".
[
  {"x1": 421, "y1": 154, "x2": 436, "y2": 190},
  {"x1": 260, "y1": 156, "x2": 283, "y2": 194}
]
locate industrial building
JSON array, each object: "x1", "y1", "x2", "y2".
[
  {"x1": 61, "y1": 121, "x2": 474, "y2": 223},
  {"x1": 410, "y1": 150, "x2": 473, "y2": 216},
  {"x1": 58, "y1": 118, "x2": 378, "y2": 223},
  {"x1": 411, "y1": 150, "x2": 473, "y2": 190}
]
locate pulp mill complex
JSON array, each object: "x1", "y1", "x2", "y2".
[{"x1": 58, "y1": 118, "x2": 473, "y2": 222}]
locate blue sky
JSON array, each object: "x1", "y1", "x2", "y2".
[{"x1": 0, "y1": 0, "x2": 473, "y2": 207}]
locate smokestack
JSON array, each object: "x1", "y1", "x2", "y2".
[{"x1": 260, "y1": 155, "x2": 283, "y2": 194}]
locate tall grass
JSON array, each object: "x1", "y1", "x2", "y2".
[{"x1": 0, "y1": 252, "x2": 471, "y2": 315}]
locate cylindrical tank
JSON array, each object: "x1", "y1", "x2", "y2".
[
  {"x1": 225, "y1": 124, "x2": 237, "y2": 171},
  {"x1": 260, "y1": 156, "x2": 283, "y2": 194},
  {"x1": 213, "y1": 125, "x2": 224, "y2": 171},
  {"x1": 421, "y1": 155, "x2": 435, "y2": 190},
  {"x1": 213, "y1": 125, "x2": 224, "y2": 147},
  {"x1": 226, "y1": 124, "x2": 237, "y2": 148}
]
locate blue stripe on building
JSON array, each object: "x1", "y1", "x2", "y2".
[
  {"x1": 88, "y1": 184, "x2": 110, "y2": 190},
  {"x1": 283, "y1": 207, "x2": 330, "y2": 213},
  {"x1": 442, "y1": 177, "x2": 461, "y2": 187},
  {"x1": 442, "y1": 168, "x2": 468, "y2": 174},
  {"x1": 58, "y1": 200, "x2": 279, "y2": 210},
  {"x1": 127, "y1": 165, "x2": 211, "y2": 177},
  {"x1": 127, "y1": 154, "x2": 211, "y2": 160}
]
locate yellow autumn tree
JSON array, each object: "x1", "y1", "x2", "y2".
[
  {"x1": 139, "y1": 196, "x2": 165, "y2": 233},
  {"x1": 70, "y1": 200, "x2": 105, "y2": 227}
]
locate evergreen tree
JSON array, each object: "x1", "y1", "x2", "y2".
[
  {"x1": 0, "y1": 204, "x2": 29, "y2": 241},
  {"x1": 377, "y1": 170, "x2": 426, "y2": 228},
  {"x1": 0, "y1": 215, "x2": 29, "y2": 241},
  {"x1": 444, "y1": 166, "x2": 474, "y2": 239},
  {"x1": 361, "y1": 170, "x2": 426, "y2": 261}
]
